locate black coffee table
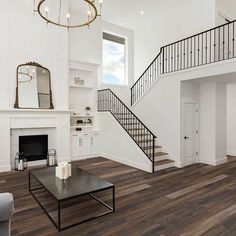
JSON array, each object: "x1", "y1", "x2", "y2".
[{"x1": 29, "y1": 167, "x2": 115, "y2": 231}]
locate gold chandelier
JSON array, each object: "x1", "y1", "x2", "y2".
[{"x1": 33, "y1": 0, "x2": 103, "y2": 29}]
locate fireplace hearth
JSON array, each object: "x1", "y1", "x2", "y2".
[{"x1": 19, "y1": 135, "x2": 48, "y2": 162}]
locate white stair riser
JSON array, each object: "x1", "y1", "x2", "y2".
[
  {"x1": 155, "y1": 154, "x2": 169, "y2": 161},
  {"x1": 155, "y1": 162, "x2": 175, "y2": 171}
]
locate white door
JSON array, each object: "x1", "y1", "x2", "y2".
[
  {"x1": 70, "y1": 134, "x2": 83, "y2": 159},
  {"x1": 183, "y1": 103, "x2": 198, "y2": 166}
]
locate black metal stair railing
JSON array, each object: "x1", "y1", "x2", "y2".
[
  {"x1": 98, "y1": 89, "x2": 156, "y2": 173},
  {"x1": 131, "y1": 20, "x2": 236, "y2": 106}
]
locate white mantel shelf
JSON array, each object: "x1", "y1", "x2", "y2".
[{"x1": 0, "y1": 109, "x2": 72, "y2": 113}]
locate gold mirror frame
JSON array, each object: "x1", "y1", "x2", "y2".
[{"x1": 14, "y1": 62, "x2": 54, "y2": 109}]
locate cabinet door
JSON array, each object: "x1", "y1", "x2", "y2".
[
  {"x1": 91, "y1": 132, "x2": 100, "y2": 154},
  {"x1": 81, "y1": 133, "x2": 92, "y2": 156},
  {"x1": 71, "y1": 135, "x2": 82, "y2": 158}
]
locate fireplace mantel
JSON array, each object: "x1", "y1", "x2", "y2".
[
  {"x1": 0, "y1": 109, "x2": 71, "y2": 113},
  {"x1": 0, "y1": 110, "x2": 71, "y2": 172}
]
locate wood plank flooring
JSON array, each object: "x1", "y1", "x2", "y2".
[{"x1": 1, "y1": 157, "x2": 236, "y2": 235}]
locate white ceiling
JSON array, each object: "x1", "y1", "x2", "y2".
[
  {"x1": 102, "y1": 0, "x2": 168, "y2": 30},
  {"x1": 68, "y1": 0, "x2": 236, "y2": 31},
  {"x1": 69, "y1": 0, "x2": 170, "y2": 30}
]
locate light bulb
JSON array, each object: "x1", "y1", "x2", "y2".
[
  {"x1": 99, "y1": 0, "x2": 103, "y2": 4},
  {"x1": 140, "y1": 11, "x2": 144, "y2": 15},
  {"x1": 87, "y1": 10, "x2": 91, "y2": 16},
  {"x1": 45, "y1": 7, "x2": 49, "y2": 13},
  {"x1": 66, "y1": 13, "x2": 71, "y2": 19}
]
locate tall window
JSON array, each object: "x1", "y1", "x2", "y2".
[{"x1": 103, "y1": 32, "x2": 127, "y2": 85}]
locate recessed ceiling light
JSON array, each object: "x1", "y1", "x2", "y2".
[{"x1": 140, "y1": 11, "x2": 144, "y2": 15}]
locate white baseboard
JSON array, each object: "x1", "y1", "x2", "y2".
[
  {"x1": 174, "y1": 161, "x2": 183, "y2": 168},
  {"x1": 227, "y1": 151, "x2": 236, "y2": 156},
  {"x1": 199, "y1": 157, "x2": 228, "y2": 166},
  {"x1": 71, "y1": 153, "x2": 102, "y2": 162},
  {"x1": 215, "y1": 158, "x2": 228, "y2": 165},
  {"x1": 101, "y1": 152, "x2": 152, "y2": 173},
  {"x1": 0, "y1": 165, "x2": 11, "y2": 173}
]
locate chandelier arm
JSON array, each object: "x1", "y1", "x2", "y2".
[{"x1": 37, "y1": 0, "x2": 99, "y2": 29}]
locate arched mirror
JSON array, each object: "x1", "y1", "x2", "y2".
[{"x1": 14, "y1": 62, "x2": 54, "y2": 109}]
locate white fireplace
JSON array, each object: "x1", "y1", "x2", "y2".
[
  {"x1": 0, "y1": 110, "x2": 71, "y2": 172},
  {"x1": 10, "y1": 128, "x2": 56, "y2": 168}
]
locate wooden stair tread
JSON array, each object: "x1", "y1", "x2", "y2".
[
  {"x1": 154, "y1": 152, "x2": 168, "y2": 157},
  {"x1": 155, "y1": 159, "x2": 174, "y2": 165}
]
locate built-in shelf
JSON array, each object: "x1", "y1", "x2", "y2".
[
  {"x1": 70, "y1": 125, "x2": 93, "y2": 128},
  {"x1": 70, "y1": 85, "x2": 94, "y2": 89}
]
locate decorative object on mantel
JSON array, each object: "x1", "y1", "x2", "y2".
[
  {"x1": 14, "y1": 62, "x2": 54, "y2": 110},
  {"x1": 85, "y1": 106, "x2": 91, "y2": 115},
  {"x1": 33, "y1": 0, "x2": 104, "y2": 30},
  {"x1": 56, "y1": 162, "x2": 72, "y2": 180},
  {"x1": 47, "y1": 149, "x2": 57, "y2": 167},
  {"x1": 74, "y1": 77, "x2": 85, "y2": 86},
  {"x1": 14, "y1": 152, "x2": 27, "y2": 171}
]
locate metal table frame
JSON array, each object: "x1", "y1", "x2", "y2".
[{"x1": 29, "y1": 171, "x2": 115, "y2": 232}]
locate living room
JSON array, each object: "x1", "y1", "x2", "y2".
[{"x1": 1, "y1": 0, "x2": 236, "y2": 235}]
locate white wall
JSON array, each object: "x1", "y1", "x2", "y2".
[
  {"x1": 133, "y1": 0, "x2": 216, "y2": 80},
  {"x1": 0, "y1": 1, "x2": 69, "y2": 110},
  {"x1": 199, "y1": 83, "x2": 217, "y2": 164},
  {"x1": 199, "y1": 82, "x2": 227, "y2": 165},
  {"x1": 133, "y1": 58, "x2": 236, "y2": 167},
  {"x1": 69, "y1": 20, "x2": 134, "y2": 105},
  {"x1": 69, "y1": 0, "x2": 216, "y2": 105},
  {"x1": 215, "y1": 83, "x2": 227, "y2": 161},
  {"x1": 216, "y1": 0, "x2": 236, "y2": 22},
  {"x1": 227, "y1": 83, "x2": 236, "y2": 155},
  {"x1": 99, "y1": 112, "x2": 152, "y2": 172}
]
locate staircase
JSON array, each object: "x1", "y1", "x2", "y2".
[
  {"x1": 98, "y1": 89, "x2": 175, "y2": 173},
  {"x1": 98, "y1": 20, "x2": 236, "y2": 172},
  {"x1": 131, "y1": 19, "x2": 236, "y2": 105}
]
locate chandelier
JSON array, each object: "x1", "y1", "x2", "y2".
[{"x1": 33, "y1": 0, "x2": 103, "y2": 29}]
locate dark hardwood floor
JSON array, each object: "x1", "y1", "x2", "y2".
[{"x1": 1, "y1": 157, "x2": 236, "y2": 236}]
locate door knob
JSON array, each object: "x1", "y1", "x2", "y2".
[{"x1": 184, "y1": 136, "x2": 189, "y2": 139}]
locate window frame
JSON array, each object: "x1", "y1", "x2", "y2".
[{"x1": 102, "y1": 31, "x2": 128, "y2": 87}]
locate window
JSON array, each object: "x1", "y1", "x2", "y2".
[{"x1": 102, "y1": 32, "x2": 127, "y2": 85}]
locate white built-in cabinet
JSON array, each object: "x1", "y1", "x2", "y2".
[
  {"x1": 68, "y1": 60, "x2": 101, "y2": 161},
  {"x1": 70, "y1": 132, "x2": 100, "y2": 160}
]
